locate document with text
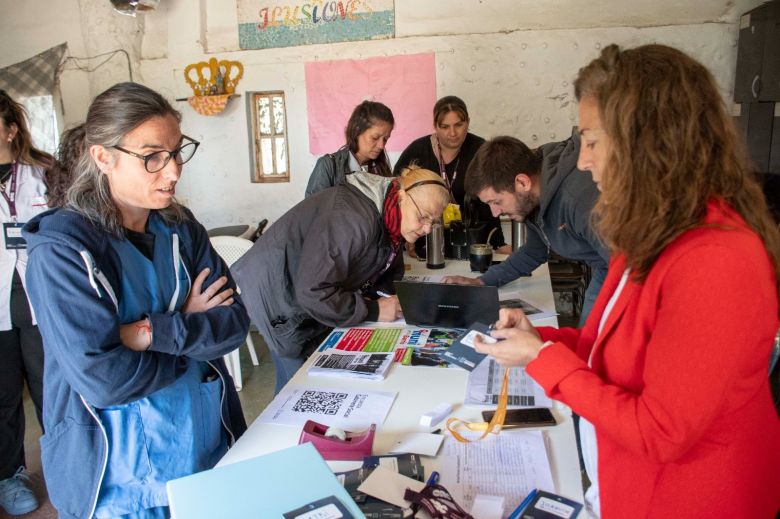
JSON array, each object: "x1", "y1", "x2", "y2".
[
  {"x1": 258, "y1": 386, "x2": 397, "y2": 430},
  {"x1": 440, "y1": 431, "x2": 555, "y2": 513},
  {"x1": 465, "y1": 360, "x2": 552, "y2": 408}
]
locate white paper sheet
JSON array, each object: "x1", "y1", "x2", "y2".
[
  {"x1": 471, "y1": 494, "x2": 505, "y2": 519},
  {"x1": 440, "y1": 431, "x2": 555, "y2": 514},
  {"x1": 465, "y1": 360, "x2": 552, "y2": 408},
  {"x1": 498, "y1": 291, "x2": 557, "y2": 323},
  {"x1": 357, "y1": 466, "x2": 427, "y2": 508},
  {"x1": 257, "y1": 386, "x2": 397, "y2": 430},
  {"x1": 388, "y1": 432, "x2": 445, "y2": 457}
]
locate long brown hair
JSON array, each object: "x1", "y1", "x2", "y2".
[
  {"x1": 344, "y1": 100, "x2": 394, "y2": 177},
  {"x1": 47, "y1": 124, "x2": 85, "y2": 208},
  {"x1": 67, "y1": 82, "x2": 186, "y2": 236},
  {"x1": 0, "y1": 89, "x2": 52, "y2": 168},
  {"x1": 574, "y1": 44, "x2": 780, "y2": 292}
]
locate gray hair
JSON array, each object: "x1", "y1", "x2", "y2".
[{"x1": 66, "y1": 82, "x2": 187, "y2": 236}]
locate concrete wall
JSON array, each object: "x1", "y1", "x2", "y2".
[{"x1": 0, "y1": 0, "x2": 764, "y2": 227}]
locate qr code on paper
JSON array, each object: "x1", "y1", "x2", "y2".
[{"x1": 292, "y1": 390, "x2": 348, "y2": 415}]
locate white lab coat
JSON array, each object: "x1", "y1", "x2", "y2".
[{"x1": 0, "y1": 162, "x2": 48, "y2": 330}]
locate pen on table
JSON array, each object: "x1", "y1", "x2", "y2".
[{"x1": 508, "y1": 488, "x2": 537, "y2": 519}]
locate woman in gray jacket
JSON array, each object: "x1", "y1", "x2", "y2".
[
  {"x1": 304, "y1": 100, "x2": 395, "y2": 198},
  {"x1": 235, "y1": 166, "x2": 449, "y2": 392}
]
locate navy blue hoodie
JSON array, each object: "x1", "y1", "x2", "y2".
[{"x1": 23, "y1": 207, "x2": 248, "y2": 519}]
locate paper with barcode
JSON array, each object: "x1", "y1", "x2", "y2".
[
  {"x1": 439, "y1": 431, "x2": 555, "y2": 514},
  {"x1": 465, "y1": 359, "x2": 552, "y2": 408},
  {"x1": 257, "y1": 386, "x2": 397, "y2": 429}
]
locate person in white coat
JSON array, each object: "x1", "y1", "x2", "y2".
[{"x1": 0, "y1": 89, "x2": 52, "y2": 516}]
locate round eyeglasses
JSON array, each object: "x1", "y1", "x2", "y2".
[{"x1": 112, "y1": 135, "x2": 200, "y2": 173}]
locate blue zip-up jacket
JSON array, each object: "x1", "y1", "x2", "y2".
[
  {"x1": 479, "y1": 130, "x2": 609, "y2": 286},
  {"x1": 22, "y1": 208, "x2": 249, "y2": 519}
]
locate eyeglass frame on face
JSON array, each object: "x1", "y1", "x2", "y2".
[
  {"x1": 111, "y1": 135, "x2": 200, "y2": 173},
  {"x1": 406, "y1": 192, "x2": 438, "y2": 227}
]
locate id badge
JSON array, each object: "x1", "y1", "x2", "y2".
[{"x1": 3, "y1": 222, "x2": 27, "y2": 249}]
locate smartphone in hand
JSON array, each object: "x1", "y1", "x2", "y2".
[{"x1": 481, "y1": 408, "x2": 556, "y2": 428}]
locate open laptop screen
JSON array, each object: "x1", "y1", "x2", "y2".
[{"x1": 394, "y1": 281, "x2": 500, "y2": 328}]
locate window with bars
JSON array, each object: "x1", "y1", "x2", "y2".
[{"x1": 248, "y1": 91, "x2": 289, "y2": 182}]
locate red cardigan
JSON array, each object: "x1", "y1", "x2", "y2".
[{"x1": 527, "y1": 200, "x2": 780, "y2": 518}]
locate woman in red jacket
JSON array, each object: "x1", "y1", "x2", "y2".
[{"x1": 476, "y1": 44, "x2": 780, "y2": 518}]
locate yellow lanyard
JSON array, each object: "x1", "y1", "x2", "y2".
[{"x1": 446, "y1": 368, "x2": 509, "y2": 442}]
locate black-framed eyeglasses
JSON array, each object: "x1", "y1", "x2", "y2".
[{"x1": 112, "y1": 135, "x2": 200, "y2": 173}]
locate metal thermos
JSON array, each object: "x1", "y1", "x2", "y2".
[
  {"x1": 426, "y1": 222, "x2": 445, "y2": 269},
  {"x1": 511, "y1": 221, "x2": 527, "y2": 250}
]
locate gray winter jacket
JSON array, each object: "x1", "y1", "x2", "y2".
[
  {"x1": 233, "y1": 173, "x2": 403, "y2": 358},
  {"x1": 305, "y1": 147, "x2": 353, "y2": 198},
  {"x1": 479, "y1": 130, "x2": 609, "y2": 286},
  {"x1": 305, "y1": 147, "x2": 394, "y2": 198}
]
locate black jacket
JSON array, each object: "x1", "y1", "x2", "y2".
[
  {"x1": 393, "y1": 133, "x2": 505, "y2": 248},
  {"x1": 233, "y1": 173, "x2": 403, "y2": 358}
]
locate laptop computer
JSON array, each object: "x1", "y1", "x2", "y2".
[
  {"x1": 167, "y1": 443, "x2": 362, "y2": 518},
  {"x1": 394, "y1": 280, "x2": 500, "y2": 328}
]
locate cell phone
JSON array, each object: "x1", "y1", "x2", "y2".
[{"x1": 481, "y1": 408, "x2": 557, "y2": 428}]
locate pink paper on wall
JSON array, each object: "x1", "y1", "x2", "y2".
[{"x1": 304, "y1": 53, "x2": 436, "y2": 155}]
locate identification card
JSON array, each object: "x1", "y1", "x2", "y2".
[
  {"x1": 283, "y1": 496, "x2": 354, "y2": 519},
  {"x1": 3, "y1": 222, "x2": 26, "y2": 249},
  {"x1": 460, "y1": 329, "x2": 497, "y2": 349},
  {"x1": 441, "y1": 322, "x2": 496, "y2": 371},
  {"x1": 518, "y1": 490, "x2": 583, "y2": 519}
]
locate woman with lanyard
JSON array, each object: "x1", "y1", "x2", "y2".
[
  {"x1": 394, "y1": 96, "x2": 511, "y2": 255},
  {"x1": 305, "y1": 100, "x2": 395, "y2": 198},
  {"x1": 0, "y1": 89, "x2": 51, "y2": 516},
  {"x1": 23, "y1": 82, "x2": 249, "y2": 519},
  {"x1": 234, "y1": 166, "x2": 450, "y2": 393},
  {"x1": 474, "y1": 45, "x2": 780, "y2": 518}
]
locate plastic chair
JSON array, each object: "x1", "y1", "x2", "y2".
[
  {"x1": 208, "y1": 219, "x2": 268, "y2": 243},
  {"x1": 209, "y1": 236, "x2": 260, "y2": 391}
]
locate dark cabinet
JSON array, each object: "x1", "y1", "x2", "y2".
[
  {"x1": 735, "y1": 0, "x2": 780, "y2": 103},
  {"x1": 735, "y1": 0, "x2": 780, "y2": 176},
  {"x1": 736, "y1": 102, "x2": 776, "y2": 173},
  {"x1": 763, "y1": 3, "x2": 780, "y2": 101}
]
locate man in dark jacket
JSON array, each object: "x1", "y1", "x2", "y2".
[{"x1": 444, "y1": 133, "x2": 609, "y2": 324}]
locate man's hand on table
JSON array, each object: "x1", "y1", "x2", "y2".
[{"x1": 441, "y1": 275, "x2": 484, "y2": 286}]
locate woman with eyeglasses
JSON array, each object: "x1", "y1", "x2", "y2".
[
  {"x1": 0, "y1": 89, "x2": 53, "y2": 516},
  {"x1": 22, "y1": 82, "x2": 249, "y2": 519},
  {"x1": 234, "y1": 165, "x2": 450, "y2": 392}
]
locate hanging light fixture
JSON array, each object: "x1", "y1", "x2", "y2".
[{"x1": 110, "y1": 0, "x2": 160, "y2": 17}]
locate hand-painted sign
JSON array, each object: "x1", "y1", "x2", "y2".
[{"x1": 237, "y1": 0, "x2": 395, "y2": 50}]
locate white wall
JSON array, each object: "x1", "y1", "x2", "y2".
[{"x1": 0, "y1": 0, "x2": 764, "y2": 228}]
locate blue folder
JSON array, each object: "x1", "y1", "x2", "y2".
[{"x1": 167, "y1": 443, "x2": 364, "y2": 518}]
